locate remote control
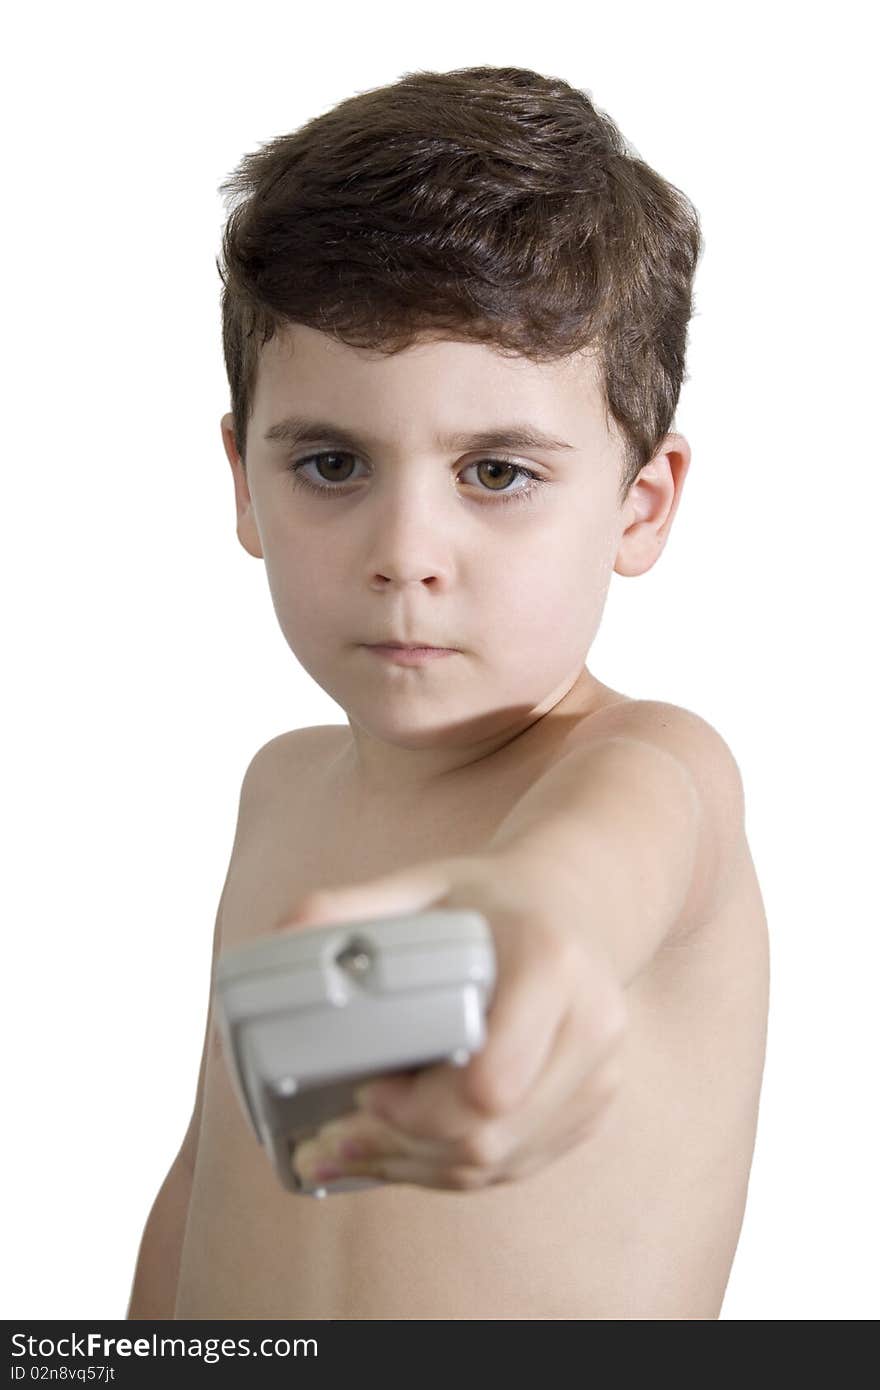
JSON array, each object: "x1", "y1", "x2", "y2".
[{"x1": 213, "y1": 908, "x2": 496, "y2": 1197}]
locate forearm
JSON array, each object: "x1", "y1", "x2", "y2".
[
  {"x1": 486, "y1": 736, "x2": 703, "y2": 987},
  {"x1": 126, "y1": 1155, "x2": 194, "y2": 1320}
]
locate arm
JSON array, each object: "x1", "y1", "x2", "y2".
[
  {"x1": 276, "y1": 707, "x2": 747, "y2": 1191},
  {"x1": 485, "y1": 704, "x2": 746, "y2": 986}
]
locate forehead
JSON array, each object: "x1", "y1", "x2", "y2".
[{"x1": 251, "y1": 322, "x2": 612, "y2": 448}]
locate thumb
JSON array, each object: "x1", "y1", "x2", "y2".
[{"x1": 277, "y1": 856, "x2": 464, "y2": 930}]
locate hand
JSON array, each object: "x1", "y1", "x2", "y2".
[{"x1": 278, "y1": 852, "x2": 628, "y2": 1192}]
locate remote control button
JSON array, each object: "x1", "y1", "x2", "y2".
[{"x1": 335, "y1": 938, "x2": 375, "y2": 976}]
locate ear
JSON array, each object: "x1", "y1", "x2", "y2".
[
  {"x1": 220, "y1": 411, "x2": 263, "y2": 559},
  {"x1": 613, "y1": 433, "x2": 691, "y2": 578}
]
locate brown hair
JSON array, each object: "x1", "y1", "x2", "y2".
[{"x1": 216, "y1": 65, "x2": 703, "y2": 507}]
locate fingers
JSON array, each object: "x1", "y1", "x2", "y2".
[
  {"x1": 292, "y1": 1105, "x2": 453, "y2": 1184},
  {"x1": 466, "y1": 924, "x2": 574, "y2": 1114},
  {"x1": 365, "y1": 936, "x2": 622, "y2": 1162},
  {"x1": 495, "y1": 986, "x2": 625, "y2": 1162},
  {"x1": 373, "y1": 922, "x2": 574, "y2": 1137},
  {"x1": 294, "y1": 983, "x2": 625, "y2": 1192},
  {"x1": 290, "y1": 923, "x2": 627, "y2": 1194}
]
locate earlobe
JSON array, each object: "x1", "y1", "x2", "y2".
[
  {"x1": 220, "y1": 413, "x2": 264, "y2": 559},
  {"x1": 613, "y1": 434, "x2": 691, "y2": 578}
]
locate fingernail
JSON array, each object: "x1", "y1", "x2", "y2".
[
  {"x1": 339, "y1": 1139, "x2": 367, "y2": 1160},
  {"x1": 315, "y1": 1163, "x2": 343, "y2": 1181}
]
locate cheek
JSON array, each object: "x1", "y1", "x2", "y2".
[
  {"x1": 494, "y1": 531, "x2": 614, "y2": 651},
  {"x1": 263, "y1": 514, "x2": 340, "y2": 583},
  {"x1": 260, "y1": 535, "x2": 341, "y2": 643}
]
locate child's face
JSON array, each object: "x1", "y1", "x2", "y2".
[{"x1": 222, "y1": 323, "x2": 688, "y2": 781}]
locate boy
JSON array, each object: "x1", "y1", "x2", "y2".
[{"x1": 127, "y1": 64, "x2": 768, "y2": 1320}]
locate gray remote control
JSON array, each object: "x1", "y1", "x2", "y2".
[{"x1": 213, "y1": 908, "x2": 496, "y2": 1197}]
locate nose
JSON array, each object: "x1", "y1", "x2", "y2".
[{"x1": 364, "y1": 483, "x2": 454, "y2": 590}]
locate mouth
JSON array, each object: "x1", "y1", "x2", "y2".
[
  {"x1": 363, "y1": 642, "x2": 459, "y2": 664},
  {"x1": 365, "y1": 641, "x2": 457, "y2": 652}
]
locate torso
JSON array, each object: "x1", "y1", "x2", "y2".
[{"x1": 176, "y1": 685, "x2": 769, "y2": 1319}]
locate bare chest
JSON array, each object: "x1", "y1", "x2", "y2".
[
  {"x1": 219, "y1": 726, "x2": 554, "y2": 950},
  {"x1": 178, "y1": 730, "x2": 769, "y2": 1319}
]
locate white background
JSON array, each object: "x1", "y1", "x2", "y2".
[{"x1": 3, "y1": 0, "x2": 877, "y2": 1321}]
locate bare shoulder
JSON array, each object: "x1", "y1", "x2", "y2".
[
  {"x1": 579, "y1": 698, "x2": 745, "y2": 815},
  {"x1": 239, "y1": 723, "x2": 347, "y2": 801},
  {"x1": 248, "y1": 722, "x2": 346, "y2": 766}
]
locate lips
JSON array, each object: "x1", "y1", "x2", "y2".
[
  {"x1": 364, "y1": 643, "x2": 458, "y2": 665},
  {"x1": 368, "y1": 642, "x2": 454, "y2": 651}
]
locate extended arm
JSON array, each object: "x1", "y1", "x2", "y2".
[
  {"x1": 266, "y1": 706, "x2": 747, "y2": 1192},
  {"x1": 485, "y1": 707, "x2": 745, "y2": 986}
]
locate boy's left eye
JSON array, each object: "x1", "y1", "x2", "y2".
[{"x1": 285, "y1": 452, "x2": 546, "y2": 508}]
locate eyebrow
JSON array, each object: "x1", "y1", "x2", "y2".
[{"x1": 262, "y1": 414, "x2": 575, "y2": 455}]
